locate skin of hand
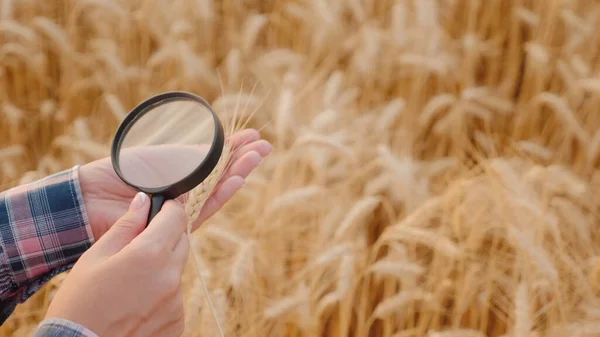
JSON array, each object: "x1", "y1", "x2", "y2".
[
  {"x1": 79, "y1": 128, "x2": 272, "y2": 241},
  {"x1": 45, "y1": 193, "x2": 191, "y2": 337}
]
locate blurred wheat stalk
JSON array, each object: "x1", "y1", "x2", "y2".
[{"x1": 2, "y1": 0, "x2": 600, "y2": 336}]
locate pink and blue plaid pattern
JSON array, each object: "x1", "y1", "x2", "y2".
[
  {"x1": 33, "y1": 318, "x2": 98, "y2": 337},
  {"x1": 0, "y1": 166, "x2": 95, "y2": 336}
]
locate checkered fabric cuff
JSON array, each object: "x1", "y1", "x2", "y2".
[
  {"x1": 34, "y1": 318, "x2": 99, "y2": 337},
  {"x1": 0, "y1": 166, "x2": 94, "y2": 322}
]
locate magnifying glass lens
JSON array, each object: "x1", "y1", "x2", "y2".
[{"x1": 117, "y1": 99, "x2": 216, "y2": 190}]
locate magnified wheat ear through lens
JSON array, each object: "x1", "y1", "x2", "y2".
[{"x1": 177, "y1": 81, "x2": 269, "y2": 337}]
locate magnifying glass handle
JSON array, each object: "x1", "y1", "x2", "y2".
[{"x1": 147, "y1": 194, "x2": 166, "y2": 226}]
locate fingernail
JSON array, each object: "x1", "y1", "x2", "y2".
[
  {"x1": 232, "y1": 176, "x2": 245, "y2": 189},
  {"x1": 264, "y1": 142, "x2": 273, "y2": 154},
  {"x1": 249, "y1": 151, "x2": 262, "y2": 166},
  {"x1": 130, "y1": 192, "x2": 147, "y2": 210}
]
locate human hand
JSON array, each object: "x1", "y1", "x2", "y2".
[
  {"x1": 80, "y1": 128, "x2": 272, "y2": 241},
  {"x1": 44, "y1": 192, "x2": 190, "y2": 337}
]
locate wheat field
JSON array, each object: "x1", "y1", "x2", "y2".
[{"x1": 2, "y1": 0, "x2": 600, "y2": 336}]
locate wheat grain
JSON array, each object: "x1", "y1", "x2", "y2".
[
  {"x1": 0, "y1": 21, "x2": 38, "y2": 46},
  {"x1": 369, "y1": 260, "x2": 425, "y2": 279},
  {"x1": 533, "y1": 92, "x2": 590, "y2": 144},
  {"x1": 0, "y1": 145, "x2": 24, "y2": 159},
  {"x1": 267, "y1": 186, "x2": 324, "y2": 213},
  {"x1": 570, "y1": 55, "x2": 590, "y2": 77},
  {"x1": 382, "y1": 225, "x2": 463, "y2": 259},
  {"x1": 347, "y1": 0, "x2": 365, "y2": 22},
  {"x1": 313, "y1": 243, "x2": 354, "y2": 268},
  {"x1": 428, "y1": 330, "x2": 486, "y2": 337},
  {"x1": 323, "y1": 71, "x2": 343, "y2": 106},
  {"x1": 372, "y1": 290, "x2": 425, "y2": 319},
  {"x1": 561, "y1": 10, "x2": 591, "y2": 36},
  {"x1": 0, "y1": 0, "x2": 13, "y2": 20},
  {"x1": 204, "y1": 226, "x2": 245, "y2": 246},
  {"x1": 182, "y1": 137, "x2": 234, "y2": 337},
  {"x1": 1, "y1": 162, "x2": 17, "y2": 179},
  {"x1": 516, "y1": 141, "x2": 553, "y2": 161},
  {"x1": 224, "y1": 49, "x2": 241, "y2": 86},
  {"x1": 515, "y1": 7, "x2": 540, "y2": 26},
  {"x1": 579, "y1": 78, "x2": 600, "y2": 94},
  {"x1": 54, "y1": 136, "x2": 109, "y2": 158},
  {"x1": 295, "y1": 133, "x2": 356, "y2": 164},
  {"x1": 310, "y1": 0, "x2": 335, "y2": 27},
  {"x1": 377, "y1": 98, "x2": 405, "y2": 131},
  {"x1": 474, "y1": 131, "x2": 496, "y2": 154},
  {"x1": 242, "y1": 14, "x2": 267, "y2": 54},
  {"x1": 464, "y1": 102, "x2": 493, "y2": 122},
  {"x1": 419, "y1": 94, "x2": 457, "y2": 126},
  {"x1": 525, "y1": 42, "x2": 550, "y2": 65},
  {"x1": 229, "y1": 239, "x2": 256, "y2": 289},
  {"x1": 423, "y1": 157, "x2": 458, "y2": 177},
  {"x1": 337, "y1": 254, "x2": 354, "y2": 295},
  {"x1": 415, "y1": 0, "x2": 438, "y2": 28},
  {"x1": 333, "y1": 196, "x2": 380, "y2": 240},
  {"x1": 73, "y1": 0, "x2": 127, "y2": 19},
  {"x1": 104, "y1": 93, "x2": 127, "y2": 121},
  {"x1": 2, "y1": 103, "x2": 23, "y2": 125},
  {"x1": 72, "y1": 118, "x2": 91, "y2": 140},
  {"x1": 310, "y1": 108, "x2": 337, "y2": 131},
  {"x1": 258, "y1": 49, "x2": 304, "y2": 70},
  {"x1": 365, "y1": 172, "x2": 392, "y2": 196},
  {"x1": 507, "y1": 227, "x2": 559, "y2": 284},
  {"x1": 398, "y1": 53, "x2": 450, "y2": 75},
  {"x1": 18, "y1": 171, "x2": 40, "y2": 185},
  {"x1": 35, "y1": 155, "x2": 59, "y2": 174},
  {"x1": 275, "y1": 87, "x2": 294, "y2": 146},
  {"x1": 316, "y1": 253, "x2": 355, "y2": 314},
  {"x1": 30, "y1": 17, "x2": 73, "y2": 55},
  {"x1": 264, "y1": 284, "x2": 310, "y2": 319}
]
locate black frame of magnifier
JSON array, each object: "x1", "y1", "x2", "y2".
[{"x1": 111, "y1": 91, "x2": 225, "y2": 226}]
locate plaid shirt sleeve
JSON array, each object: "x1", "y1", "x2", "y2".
[
  {"x1": 34, "y1": 318, "x2": 99, "y2": 337},
  {"x1": 0, "y1": 166, "x2": 95, "y2": 324}
]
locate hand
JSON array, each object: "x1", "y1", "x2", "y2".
[
  {"x1": 45, "y1": 193, "x2": 190, "y2": 337},
  {"x1": 80, "y1": 128, "x2": 272, "y2": 241}
]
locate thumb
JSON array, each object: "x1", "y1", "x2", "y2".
[{"x1": 91, "y1": 192, "x2": 150, "y2": 257}]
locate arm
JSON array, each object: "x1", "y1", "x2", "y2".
[{"x1": 0, "y1": 166, "x2": 95, "y2": 324}]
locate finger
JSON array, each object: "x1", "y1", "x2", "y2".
[
  {"x1": 172, "y1": 233, "x2": 190, "y2": 269},
  {"x1": 191, "y1": 150, "x2": 263, "y2": 228},
  {"x1": 229, "y1": 139, "x2": 272, "y2": 164},
  {"x1": 192, "y1": 175, "x2": 245, "y2": 229},
  {"x1": 227, "y1": 129, "x2": 260, "y2": 150},
  {"x1": 91, "y1": 192, "x2": 150, "y2": 256},
  {"x1": 227, "y1": 150, "x2": 263, "y2": 180},
  {"x1": 215, "y1": 142, "x2": 270, "y2": 193},
  {"x1": 137, "y1": 200, "x2": 188, "y2": 248},
  {"x1": 172, "y1": 131, "x2": 264, "y2": 206}
]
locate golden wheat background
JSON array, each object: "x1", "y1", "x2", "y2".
[{"x1": 2, "y1": 0, "x2": 600, "y2": 336}]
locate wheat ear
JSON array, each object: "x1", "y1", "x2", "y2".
[
  {"x1": 182, "y1": 79, "x2": 264, "y2": 336},
  {"x1": 185, "y1": 144, "x2": 232, "y2": 337}
]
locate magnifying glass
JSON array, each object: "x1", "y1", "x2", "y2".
[{"x1": 110, "y1": 91, "x2": 225, "y2": 226}]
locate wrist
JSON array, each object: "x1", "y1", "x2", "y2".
[{"x1": 77, "y1": 164, "x2": 106, "y2": 242}]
